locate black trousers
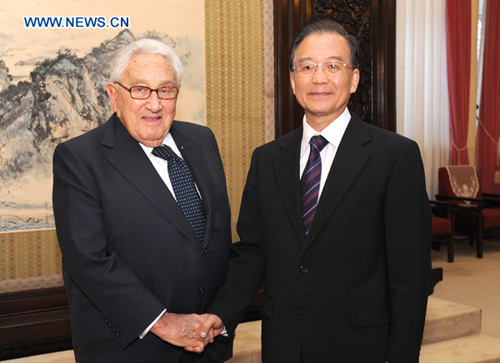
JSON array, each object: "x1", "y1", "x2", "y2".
[{"x1": 179, "y1": 351, "x2": 221, "y2": 363}]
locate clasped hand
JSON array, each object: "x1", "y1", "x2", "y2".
[{"x1": 150, "y1": 312, "x2": 224, "y2": 353}]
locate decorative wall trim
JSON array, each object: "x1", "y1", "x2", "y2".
[
  {"x1": 0, "y1": 229, "x2": 62, "y2": 292},
  {"x1": 205, "y1": 0, "x2": 271, "y2": 239},
  {"x1": 263, "y1": 0, "x2": 276, "y2": 143}
]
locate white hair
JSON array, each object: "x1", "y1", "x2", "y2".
[{"x1": 110, "y1": 38, "x2": 183, "y2": 84}]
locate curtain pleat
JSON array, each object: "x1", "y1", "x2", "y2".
[
  {"x1": 476, "y1": 0, "x2": 500, "y2": 193},
  {"x1": 446, "y1": 0, "x2": 472, "y2": 165}
]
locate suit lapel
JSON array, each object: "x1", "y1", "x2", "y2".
[
  {"x1": 170, "y1": 123, "x2": 217, "y2": 247},
  {"x1": 103, "y1": 116, "x2": 198, "y2": 244},
  {"x1": 272, "y1": 128, "x2": 306, "y2": 246},
  {"x1": 304, "y1": 115, "x2": 372, "y2": 250}
]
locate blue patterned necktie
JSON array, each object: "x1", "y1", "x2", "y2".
[
  {"x1": 301, "y1": 135, "x2": 328, "y2": 236},
  {"x1": 152, "y1": 145, "x2": 206, "y2": 243}
]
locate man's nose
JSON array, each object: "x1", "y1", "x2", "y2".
[
  {"x1": 312, "y1": 65, "x2": 328, "y2": 83},
  {"x1": 147, "y1": 90, "x2": 163, "y2": 111}
]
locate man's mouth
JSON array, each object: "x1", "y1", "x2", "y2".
[
  {"x1": 309, "y1": 91, "x2": 331, "y2": 96},
  {"x1": 142, "y1": 116, "x2": 162, "y2": 122}
]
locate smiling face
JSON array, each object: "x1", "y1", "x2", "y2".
[
  {"x1": 106, "y1": 53, "x2": 179, "y2": 147},
  {"x1": 290, "y1": 32, "x2": 359, "y2": 132}
]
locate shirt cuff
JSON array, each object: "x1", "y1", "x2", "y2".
[{"x1": 139, "y1": 309, "x2": 166, "y2": 339}]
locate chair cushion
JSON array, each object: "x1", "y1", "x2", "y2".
[
  {"x1": 482, "y1": 208, "x2": 500, "y2": 229},
  {"x1": 431, "y1": 216, "x2": 451, "y2": 235}
]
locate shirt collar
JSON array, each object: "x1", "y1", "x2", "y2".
[
  {"x1": 139, "y1": 133, "x2": 177, "y2": 156},
  {"x1": 300, "y1": 108, "x2": 351, "y2": 156}
]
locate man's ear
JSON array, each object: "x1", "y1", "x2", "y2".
[
  {"x1": 350, "y1": 68, "x2": 360, "y2": 94},
  {"x1": 290, "y1": 72, "x2": 296, "y2": 95},
  {"x1": 106, "y1": 83, "x2": 119, "y2": 113}
]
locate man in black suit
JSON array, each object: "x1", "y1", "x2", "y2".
[
  {"x1": 201, "y1": 19, "x2": 431, "y2": 362},
  {"x1": 53, "y1": 38, "x2": 232, "y2": 362}
]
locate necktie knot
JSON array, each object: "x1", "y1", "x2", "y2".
[
  {"x1": 309, "y1": 135, "x2": 328, "y2": 154},
  {"x1": 152, "y1": 145, "x2": 177, "y2": 162}
]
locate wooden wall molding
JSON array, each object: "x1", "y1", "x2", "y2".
[{"x1": 0, "y1": 287, "x2": 71, "y2": 360}]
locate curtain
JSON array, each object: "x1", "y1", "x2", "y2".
[
  {"x1": 476, "y1": 0, "x2": 500, "y2": 193},
  {"x1": 396, "y1": 0, "x2": 450, "y2": 198},
  {"x1": 446, "y1": 0, "x2": 472, "y2": 165}
]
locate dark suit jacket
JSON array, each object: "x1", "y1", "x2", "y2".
[
  {"x1": 208, "y1": 114, "x2": 432, "y2": 363},
  {"x1": 53, "y1": 115, "x2": 232, "y2": 363}
]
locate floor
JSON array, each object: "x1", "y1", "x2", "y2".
[
  {"x1": 6, "y1": 236, "x2": 500, "y2": 362},
  {"x1": 431, "y1": 235, "x2": 500, "y2": 340}
]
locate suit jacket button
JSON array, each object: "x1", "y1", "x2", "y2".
[
  {"x1": 203, "y1": 248, "x2": 208, "y2": 255},
  {"x1": 300, "y1": 265, "x2": 308, "y2": 273},
  {"x1": 295, "y1": 308, "x2": 300, "y2": 316}
]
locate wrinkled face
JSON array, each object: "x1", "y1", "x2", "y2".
[
  {"x1": 106, "y1": 53, "x2": 179, "y2": 147},
  {"x1": 290, "y1": 32, "x2": 359, "y2": 131}
]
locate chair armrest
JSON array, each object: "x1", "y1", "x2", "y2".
[
  {"x1": 482, "y1": 193, "x2": 500, "y2": 208},
  {"x1": 435, "y1": 194, "x2": 484, "y2": 207},
  {"x1": 430, "y1": 200, "x2": 454, "y2": 219},
  {"x1": 482, "y1": 192, "x2": 500, "y2": 199},
  {"x1": 429, "y1": 199, "x2": 453, "y2": 207}
]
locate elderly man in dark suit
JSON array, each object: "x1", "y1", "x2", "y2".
[
  {"x1": 53, "y1": 38, "x2": 232, "y2": 362},
  {"x1": 201, "y1": 19, "x2": 431, "y2": 363}
]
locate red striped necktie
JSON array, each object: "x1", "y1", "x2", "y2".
[{"x1": 301, "y1": 135, "x2": 328, "y2": 236}]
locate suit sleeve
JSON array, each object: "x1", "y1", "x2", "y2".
[
  {"x1": 207, "y1": 150, "x2": 266, "y2": 336},
  {"x1": 53, "y1": 142, "x2": 165, "y2": 348},
  {"x1": 384, "y1": 140, "x2": 432, "y2": 362}
]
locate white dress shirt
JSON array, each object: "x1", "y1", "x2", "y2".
[{"x1": 299, "y1": 108, "x2": 351, "y2": 199}]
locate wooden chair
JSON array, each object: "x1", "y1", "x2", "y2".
[
  {"x1": 436, "y1": 165, "x2": 500, "y2": 258},
  {"x1": 430, "y1": 200, "x2": 455, "y2": 262}
]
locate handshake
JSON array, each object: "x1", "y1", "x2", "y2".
[{"x1": 150, "y1": 312, "x2": 225, "y2": 353}]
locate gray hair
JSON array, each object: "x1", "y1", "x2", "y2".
[
  {"x1": 289, "y1": 18, "x2": 360, "y2": 72},
  {"x1": 110, "y1": 38, "x2": 183, "y2": 84}
]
